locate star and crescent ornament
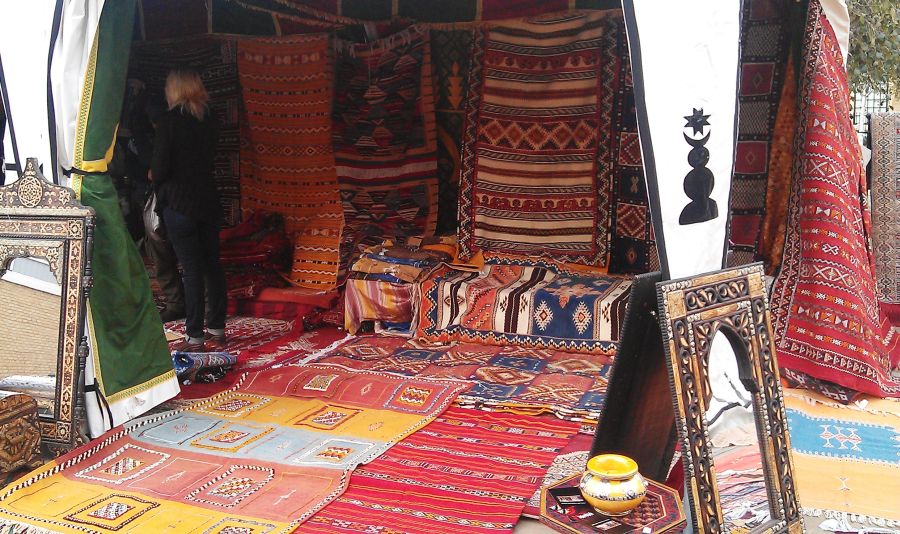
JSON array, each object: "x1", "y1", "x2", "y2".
[{"x1": 683, "y1": 108, "x2": 711, "y2": 135}]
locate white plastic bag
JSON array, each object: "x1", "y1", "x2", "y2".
[{"x1": 143, "y1": 193, "x2": 163, "y2": 241}]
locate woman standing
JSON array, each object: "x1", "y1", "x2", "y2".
[{"x1": 151, "y1": 69, "x2": 226, "y2": 351}]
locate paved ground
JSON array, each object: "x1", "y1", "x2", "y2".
[{"x1": 0, "y1": 279, "x2": 59, "y2": 378}]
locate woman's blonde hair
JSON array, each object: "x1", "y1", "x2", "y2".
[{"x1": 164, "y1": 69, "x2": 209, "y2": 120}]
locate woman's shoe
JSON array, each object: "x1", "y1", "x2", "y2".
[{"x1": 171, "y1": 337, "x2": 205, "y2": 352}]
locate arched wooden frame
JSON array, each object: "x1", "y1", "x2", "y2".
[
  {"x1": 0, "y1": 158, "x2": 94, "y2": 454},
  {"x1": 656, "y1": 263, "x2": 804, "y2": 534}
]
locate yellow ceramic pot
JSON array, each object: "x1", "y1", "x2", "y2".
[{"x1": 578, "y1": 454, "x2": 648, "y2": 516}]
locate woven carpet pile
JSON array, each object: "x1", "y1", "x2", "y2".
[
  {"x1": 0, "y1": 364, "x2": 465, "y2": 532},
  {"x1": 238, "y1": 34, "x2": 344, "y2": 290},
  {"x1": 332, "y1": 25, "x2": 439, "y2": 279},
  {"x1": 317, "y1": 335, "x2": 612, "y2": 422},
  {"x1": 769, "y1": 2, "x2": 900, "y2": 397}
]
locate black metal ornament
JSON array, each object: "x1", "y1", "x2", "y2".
[{"x1": 679, "y1": 108, "x2": 718, "y2": 225}]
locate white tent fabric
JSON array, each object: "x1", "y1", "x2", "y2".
[
  {"x1": 623, "y1": 0, "x2": 742, "y2": 280},
  {"x1": 51, "y1": 0, "x2": 105, "y2": 175},
  {"x1": 0, "y1": 1, "x2": 58, "y2": 183},
  {"x1": 820, "y1": 0, "x2": 850, "y2": 64},
  {"x1": 623, "y1": 0, "x2": 752, "y2": 448}
]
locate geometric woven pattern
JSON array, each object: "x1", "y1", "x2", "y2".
[
  {"x1": 870, "y1": 112, "x2": 900, "y2": 310},
  {"x1": 770, "y1": 3, "x2": 900, "y2": 397},
  {"x1": 0, "y1": 364, "x2": 465, "y2": 532},
  {"x1": 431, "y1": 29, "x2": 474, "y2": 233},
  {"x1": 238, "y1": 35, "x2": 343, "y2": 289},
  {"x1": 317, "y1": 335, "x2": 613, "y2": 422},
  {"x1": 725, "y1": 0, "x2": 791, "y2": 266},
  {"x1": 417, "y1": 257, "x2": 631, "y2": 356},
  {"x1": 305, "y1": 407, "x2": 580, "y2": 534},
  {"x1": 458, "y1": 12, "x2": 617, "y2": 268},
  {"x1": 606, "y1": 16, "x2": 658, "y2": 274},
  {"x1": 129, "y1": 37, "x2": 242, "y2": 224},
  {"x1": 332, "y1": 25, "x2": 439, "y2": 280}
]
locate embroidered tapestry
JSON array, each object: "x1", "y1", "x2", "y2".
[
  {"x1": 316, "y1": 335, "x2": 612, "y2": 422},
  {"x1": 418, "y1": 258, "x2": 630, "y2": 356},
  {"x1": 769, "y1": 3, "x2": 900, "y2": 397},
  {"x1": 305, "y1": 407, "x2": 580, "y2": 533},
  {"x1": 0, "y1": 364, "x2": 465, "y2": 532},
  {"x1": 725, "y1": 0, "x2": 792, "y2": 266},
  {"x1": 238, "y1": 34, "x2": 344, "y2": 290},
  {"x1": 458, "y1": 11, "x2": 616, "y2": 268},
  {"x1": 605, "y1": 15, "x2": 658, "y2": 274},
  {"x1": 785, "y1": 389, "x2": 900, "y2": 527},
  {"x1": 431, "y1": 29, "x2": 474, "y2": 234},
  {"x1": 333, "y1": 25, "x2": 439, "y2": 279},
  {"x1": 870, "y1": 112, "x2": 900, "y2": 322},
  {"x1": 130, "y1": 37, "x2": 242, "y2": 225}
]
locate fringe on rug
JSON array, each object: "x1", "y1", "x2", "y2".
[
  {"x1": 784, "y1": 390, "x2": 900, "y2": 419},
  {"x1": 0, "y1": 521, "x2": 65, "y2": 534},
  {"x1": 806, "y1": 509, "x2": 900, "y2": 533},
  {"x1": 279, "y1": 334, "x2": 353, "y2": 368}
]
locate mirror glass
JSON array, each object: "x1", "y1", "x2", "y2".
[
  {"x1": 706, "y1": 334, "x2": 771, "y2": 533},
  {"x1": 0, "y1": 257, "x2": 61, "y2": 417}
]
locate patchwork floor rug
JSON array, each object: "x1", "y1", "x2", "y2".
[
  {"x1": 870, "y1": 112, "x2": 900, "y2": 322},
  {"x1": 0, "y1": 364, "x2": 466, "y2": 532},
  {"x1": 238, "y1": 34, "x2": 344, "y2": 289},
  {"x1": 418, "y1": 259, "x2": 630, "y2": 356},
  {"x1": 314, "y1": 335, "x2": 612, "y2": 422},
  {"x1": 306, "y1": 407, "x2": 580, "y2": 533},
  {"x1": 458, "y1": 11, "x2": 617, "y2": 268},
  {"x1": 785, "y1": 389, "x2": 900, "y2": 528},
  {"x1": 769, "y1": 2, "x2": 900, "y2": 397},
  {"x1": 332, "y1": 25, "x2": 439, "y2": 279}
]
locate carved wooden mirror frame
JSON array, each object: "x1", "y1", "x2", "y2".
[
  {"x1": 656, "y1": 263, "x2": 803, "y2": 534},
  {"x1": 0, "y1": 158, "x2": 94, "y2": 453}
]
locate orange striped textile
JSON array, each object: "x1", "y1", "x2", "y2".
[{"x1": 238, "y1": 34, "x2": 343, "y2": 289}]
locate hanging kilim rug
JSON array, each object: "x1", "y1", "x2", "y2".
[
  {"x1": 0, "y1": 364, "x2": 466, "y2": 533},
  {"x1": 724, "y1": 0, "x2": 792, "y2": 266},
  {"x1": 238, "y1": 34, "x2": 344, "y2": 290},
  {"x1": 430, "y1": 29, "x2": 474, "y2": 234},
  {"x1": 870, "y1": 112, "x2": 900, "y2": 323},
  {"x1": 130, "y1": 37, "x2": 242, "y2": 225},
  {"x1": 332, "y1": 25, "x2": 439, "y2": 280},
  {"x1": 769, "y1": 1, "x2": 900, "y2": 397},
  {"x1": 457, "y1": 11, "x2": 618, "y2": 268}
]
